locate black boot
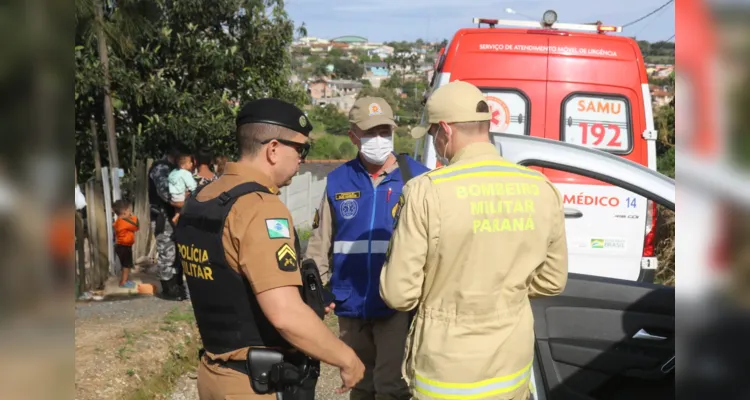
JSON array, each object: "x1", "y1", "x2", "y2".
[{"x1": 159, "y1": 279, "x2": 181, "y2": 301}]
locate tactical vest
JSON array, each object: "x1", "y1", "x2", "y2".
[
  {"x1": 173, "y1": 182, "x2": 300, "y2": 354},
  {"x1": 148, "y1": 159, "x2": 175, "y2": 213}
]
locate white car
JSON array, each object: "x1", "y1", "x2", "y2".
[{"x1": 491, "y1": 133, "x2": 674, "y2": 399}]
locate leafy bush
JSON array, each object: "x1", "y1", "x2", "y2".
[
  {"x1": 308, "y1": 104, "x2": 350, "y2": 136},
  {"x1": 309, "y1": 134, "x2": 355, "y2": 160}
]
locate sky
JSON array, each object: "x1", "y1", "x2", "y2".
[{"x1": 285, "y1": 0, "x2": 676, "y2": 43}]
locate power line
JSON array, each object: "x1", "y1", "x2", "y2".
[
  {"x1": 664, "y1": 34, "x2": 675, "y2": 42},
  {"x1": 634, "y1": 1, "x2": 673, "y2": 37},
  {"x1": 623, "y1": 0, "x2": 675, "y2": 28}
]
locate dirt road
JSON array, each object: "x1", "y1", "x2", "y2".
[
  {"x1": 76, "y1": 295, "x2": 348, "y2": 400},
  {"x1": 75, "y1": 296, "x2": 198, "y2": 400}
]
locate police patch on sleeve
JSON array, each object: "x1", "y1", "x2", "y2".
[
  {"x1": 312, "y1": 209, "x2": 320, "y2": 229},
  {"x1": 392, "y1": 194, "x2": 405, "y2": 229},
  {"x1": 266, "y1": 219, "x2": 291, "y2": 239},
  {"x1": 276, "y1": 243, "x2": 298, "y2": 272}
]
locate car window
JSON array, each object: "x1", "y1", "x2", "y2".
[
  {"x1": 520, "y1": 164, "x2": 672, "y2": 286},
  {"x1": 561, "y1": 93, "x2": 633, "y2": 154},
  {"x1": 480, "y1": 89, "x2": 530, "y2": 136}
]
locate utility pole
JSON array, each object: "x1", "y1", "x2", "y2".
[
  {"x1": 89, "y1": 117, "x2": 103, "y2": 180},
  {"x1": 94, "y1": 0, "x2": 119, "y2": 169}
]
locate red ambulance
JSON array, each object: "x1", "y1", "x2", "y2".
[{"x1": 415, "y1": 11, "x2": 660, "y2": 282}]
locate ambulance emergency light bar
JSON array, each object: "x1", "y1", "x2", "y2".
[{"x1": 472, "y1": 10, "x2": 622, "y2": 34}]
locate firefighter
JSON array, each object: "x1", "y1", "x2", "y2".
[
  {"x1": 304, "y1": 97, "x2": 429, "y2": 400},
  {"x1": 174, "y1": 98, "x2": 364, "y2": 399},
  {"x1": 380, "y1": 81, "x2": 569, "y2": 400}
]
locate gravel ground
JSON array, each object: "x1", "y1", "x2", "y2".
[
  {"x1": 168, "y1": 362, "x2": 347, "y2": 400},
  {"x1": 75, "y1": 295, "x2": 185, "y2": 322}
]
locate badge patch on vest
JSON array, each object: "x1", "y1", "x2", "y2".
[
  {"x1": 276, "y1": 243, "x2": 298, "y2": 272},
  {"x1": 312, "y1": 209, "x2": 320, "y2": 229},
  {"x1": 339, "y1": 199, "x2": 358, "y2": 220},
  {"x1": 266, "y1": 219, "x2": 291, "y2": 239},
  {"x1": 335, "y1": 191, "x2": 361, "y2": 201}
]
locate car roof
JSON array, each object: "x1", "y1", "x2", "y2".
[{"x1": 492, "y1": 134, "x2": 675, "y2": 208}]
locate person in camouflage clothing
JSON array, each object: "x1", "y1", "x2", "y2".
[{"x1": 148, "y1": 144, "x2": 190, "y2": 300}]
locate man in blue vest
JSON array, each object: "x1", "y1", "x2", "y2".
[{"x1": 304, "y1": 97, "x2": 429, "y2": 400}]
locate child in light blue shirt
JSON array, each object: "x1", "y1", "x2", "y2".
[{"x1": 168, "y1": 155, "x2": 196, "y2": 224}]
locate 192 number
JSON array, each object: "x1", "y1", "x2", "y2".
[{"x1": 579, "y1": 123, "x2": 623, "y2": 148}]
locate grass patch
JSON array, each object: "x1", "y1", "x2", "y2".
[
  {"x1": 164, "y1": 307, "x2": 196, "y2": 324},
  {"x1": 123, "y1": 309, "x2": 201, "y2": 400},
  {"x1": 123, "y1": 335, "x2": 200, "y2": 400},
  {"x1": 297, "y1": 228, "x2": 312, "y2": 242},
  {"x1": 117, "y1": 346, "x2": 133, "y2": 360}
]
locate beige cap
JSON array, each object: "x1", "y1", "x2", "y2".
[
  {"x1": 349, "y1": 97, "x2": 398, "y2": 131},
  {"x1": 410, "y1": 81, "x2": 491, "y2": 138}
]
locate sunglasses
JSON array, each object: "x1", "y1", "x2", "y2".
[{"x1": 262, "y1": 138, "x2": 310, "y2": 159}]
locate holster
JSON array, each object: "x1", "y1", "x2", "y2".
[
  {"x1": 300, "y1": 259, "x2": 335, "y2": 320},
  {"x1": 246, "y1": 349, "x2": 319, "y2": 399},
  {"x1": 151, "y1": 205, "x2": 167, "y2": 236},
  {"x1": 247, "y1": 348, "x2": 284, "y2": 394}
]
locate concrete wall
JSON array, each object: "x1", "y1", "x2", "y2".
[{"x1": 278, "y1": 172, "x2": 327, "y2": 229}]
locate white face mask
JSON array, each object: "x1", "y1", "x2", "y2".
[
  {"x1": 358, "y1": 134, "x2": 394, "y2": 165},
  {"x1": 434, "y1": 126, "x2": 451, "y2": 165}
]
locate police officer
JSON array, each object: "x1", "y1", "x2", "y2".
[
  {"x1": 379, "y1": 81, "x2": 569, "y2": 400},
  {"x1": 304, "y1": 97, "x2": 428, "y2": 400},
  {"x1": 148, "y1": 143, "x2": 190, "y2": 299},
  {"x1": 174, "y1": 98, "x2": 365, "y2": 399}
]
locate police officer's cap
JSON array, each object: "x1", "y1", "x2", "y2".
[{"x1": 236, "y1": 98, "x2": 313, "y2": 137}]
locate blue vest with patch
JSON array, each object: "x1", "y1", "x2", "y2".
[{"x1": 326, "y1": 155, "x2": 429, "y2": 319}]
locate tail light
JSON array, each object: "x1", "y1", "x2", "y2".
[
  {"x1": 711, "y1": 207, "x2": 730, "y2": 270},
  {"x1": 643, "y1": 200, "x2": 658, "y2": 257}
]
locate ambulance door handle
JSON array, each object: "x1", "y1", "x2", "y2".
[
  {"x1": 632, "y1": 328, "x2": 667, "y2": 341},
  {"x1": 564, "y1": 208, "x2": 583, "y2": 219}
]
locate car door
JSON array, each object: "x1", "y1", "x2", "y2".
[{"x1": 492, "y1": 133, "x2": 675, "y2": 400}]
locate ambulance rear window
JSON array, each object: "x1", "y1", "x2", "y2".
[
  {"x1": 561, "y1": 93, "x2": 633, "y2": 154},
  {"x1": 480, "y1": 89, "x2": 530, "y2": 136}
]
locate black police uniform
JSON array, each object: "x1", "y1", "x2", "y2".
[{"x1": 173, "y1": 99, "x2": 329, "y2": 399}]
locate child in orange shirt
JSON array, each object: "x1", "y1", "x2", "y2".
[{"x1": 113, "y1": 199, "x2": 140, "y2": 288}]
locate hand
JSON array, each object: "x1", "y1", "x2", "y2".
[
  {"x1": 324, "y1": 303, "x2": 335, "y2": 315},
  {"x1": 336, "y1": 353, "x2": 365, "y2": 394}
]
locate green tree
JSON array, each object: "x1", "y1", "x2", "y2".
[
  {"x1": 332, "y1": 59, "x2": 364, "y2": 80},
  {"x1": 308, "y1": 104, "x2": 350, "y2": 135},
  {"x1": 385, "y1": 41, "x2": 412, "y2": 52},
  {"x1": 328, "y1": 47, "x2": 344, "y2": 58},
  {"x1": 308, "y1": 134, "x2": 356, "y2": 159},
  {"x1": 655, "y1": 101, "x2": 675, "y2": 178},
  {"x1": 75, "y1": 0, "x2": 307, "y2": 182},
  {"x1": 433, "y1": 39, "x2": 448, "y2": 52},
  {"x1": 357, "y1": 87, "x2": 399, "y2": 110}
]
